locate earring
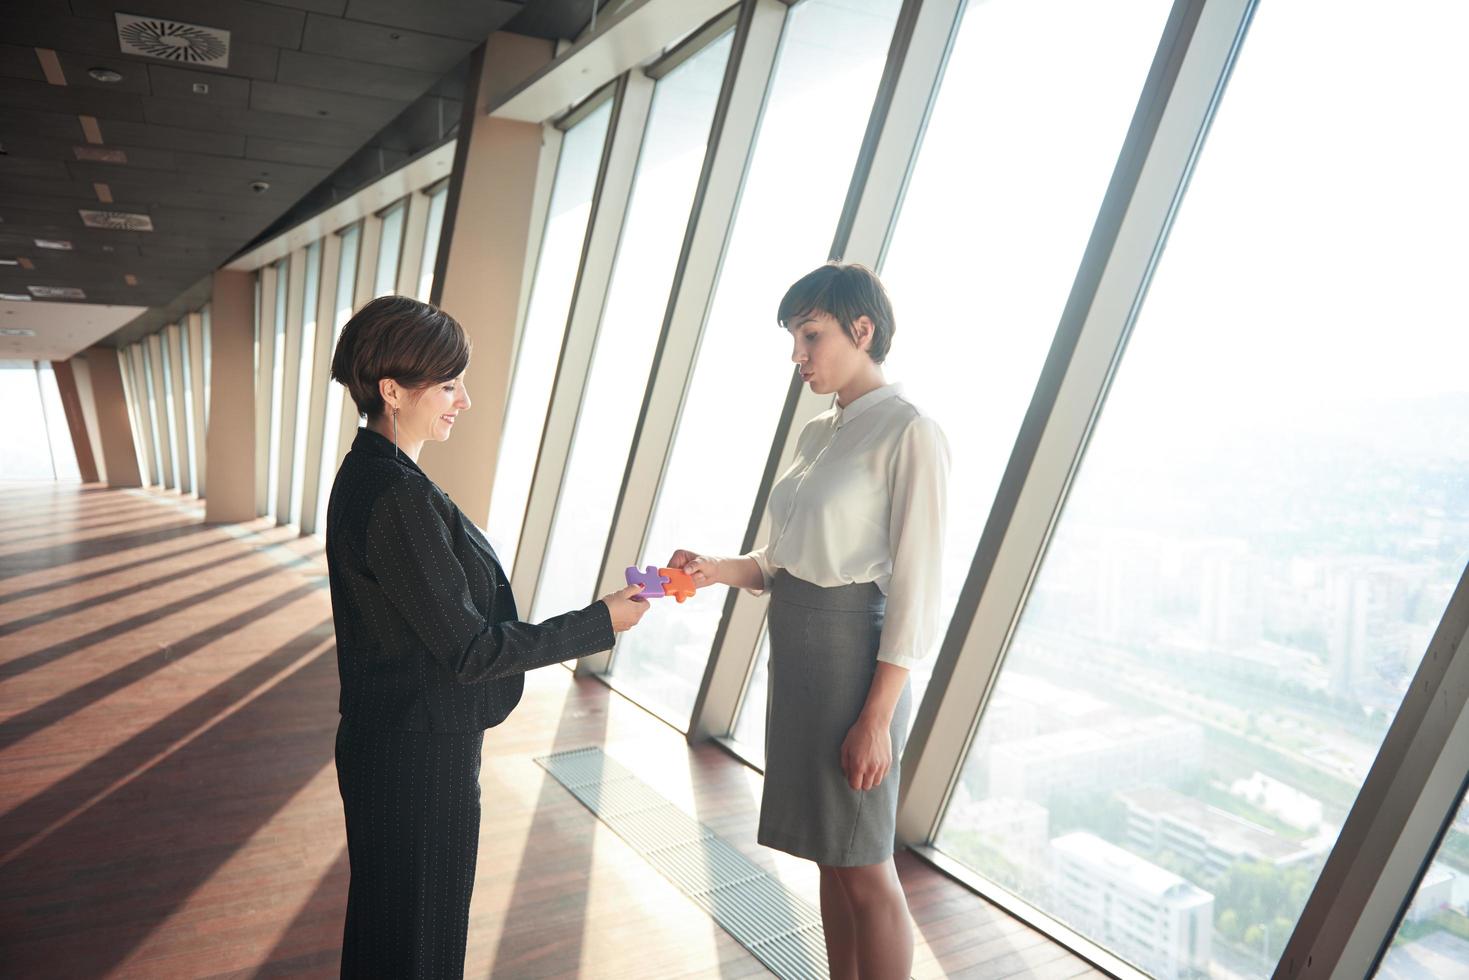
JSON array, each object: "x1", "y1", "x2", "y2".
[{"x1": 392, "y1": 407, "x2": 400, "y2": 460}]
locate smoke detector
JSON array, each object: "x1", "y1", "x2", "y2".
[
  {"x1": 116, "y1": 13, "x2": 230, "y2": 68},
  {"x1": 80, "y1": 209, "x2": 154, "y2": 231}
]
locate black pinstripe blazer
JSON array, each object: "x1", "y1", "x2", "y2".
[{"x1": 324, "y1": 427, "x2": 614, "y2": 731}]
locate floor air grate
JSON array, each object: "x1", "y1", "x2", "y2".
[{"x1": 536, "y1": 746, "x2": 828, "y2": 979}]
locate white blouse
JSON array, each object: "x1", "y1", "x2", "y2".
[{"x1": 745, "y1": 384, "x2": 950, "y2": 670}]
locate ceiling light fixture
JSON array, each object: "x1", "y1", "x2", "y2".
[
  {"x1": 0, "y1": 259, "x2": 17, "y2": 266},
  {"x1": 35, "y1": 239, "x2": 72, "y2": 250},
  {"x1": 0, "y1": 294, "x2": 31, "y2": 302},
  {"x1": 0, "y1": 328, "x2": 37, "y2": 336},
  {"x1": 28, "y1": 285, "x2": 87, "y2": 300},
  {"x1": 88, "y1": 67, "x2": 124, "y2": 83}
]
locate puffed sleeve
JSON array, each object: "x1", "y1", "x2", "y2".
[
  {"x1": 366, "y1": 477, "x2": 614, "y2": 682},
  {"x1": 877, "y1": 415, "x2": 950, "y2": 669}
]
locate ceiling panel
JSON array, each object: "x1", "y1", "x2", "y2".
[
  {"x1": 299, "y1": 14, "x2": 478, "y2": 70},
  {"x1": 341, "y1": 0, "x2": 523, "y2": 42},
  {"x1": 0, "y1": 0, "x2": 613, "y2": 354}
]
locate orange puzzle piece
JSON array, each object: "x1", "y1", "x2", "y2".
[{"x1": 658, "y1": 567, "x2": 697, "y2": 603}]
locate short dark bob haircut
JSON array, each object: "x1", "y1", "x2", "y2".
[
  {"x1": 330, "y1": 294, "x2": 470, "y2": 420},
  {"x1": 777, "y1": 262, "x2": 895, "y2": 364}
]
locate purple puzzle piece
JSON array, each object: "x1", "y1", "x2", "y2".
[{"x1": 625, "y1": 565, "x2": 670, "y2": 599}]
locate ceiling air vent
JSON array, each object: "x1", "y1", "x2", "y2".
[
  {"x1": 115, "y1": 13, "x2": 230, "y2": 68},
  {"x1": 80, "y1": 209, "x2": 154, "y2": 231}
]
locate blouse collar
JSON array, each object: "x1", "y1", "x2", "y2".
[{"x1": 835, "y1": 383, "x2": 901, "y2": 428}]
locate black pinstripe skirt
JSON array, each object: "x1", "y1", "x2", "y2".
[{"x1": 335, "y1": 717, "x2": 484, "y2": 979}]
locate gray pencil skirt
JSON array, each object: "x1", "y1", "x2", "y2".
[{"x1": 758, "y1": 570, "x2": 912, "y2": 867}]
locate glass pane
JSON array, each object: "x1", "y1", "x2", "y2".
[
  {"x1": 375, "y1": 203, "x2": 406, "y2": 298},
  {"x1": 37, "y1": 363, "x2": 80, "y2": 482},
  {"x1": 316, "y1": 224, "x2": 362, "y2": 535},
  {"x1": 179, "y1": 326, "x2": 198, "y2": 492},
  {"x1": 159, "y1": 337, "x2": 181, "y2": 489},
  {"x1": 609, "y1": 0, "x2": 903, "y2": 727},
  {"x1": 935, "y1": 2, "x2": 1469, "y2": 978},
  {"x1": 417, "y1": 187, "x2": 448, "y2": 302},
  {"x1": 140, "y1": 342, "x2": 163, "y2": 482},
  {"x1": 531, "y1": 31, "x2": 734, "y2": 624},
  {"x1": 730, "y1": 0, "x2": 1172, "y2": 750},
  {"x1": 1377, "y1": 790, "x2": 1469, "y2": 978},
  {"x1": 731, "y1": 629, "x2": 771, "y2": 763},
  {"x1": 289, "y1": 240, "x2": 322, "y2": 525},
  {"x1": 202, "y1": 304, "x2": 212, "y2": 431},
  {"x1": 0, "y1": 364, "x2": 55, "y2": 480},
  {"x1": 266, "y1": 261, "x2": 289, "y2": 520},
  {"x1": 484, "y1": 99, "x2": 613, "y2": 566}
]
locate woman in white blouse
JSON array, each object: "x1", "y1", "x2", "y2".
[{"x1": 669, "y1": 263, "x2": 948, "y2": 980}]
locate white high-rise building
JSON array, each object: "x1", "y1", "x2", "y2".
[{"x1": 1052, "y1": 832, "x2": 1213, "y2": 980}]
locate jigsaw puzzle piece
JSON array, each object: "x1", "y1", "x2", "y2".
[
  {"x1": 625, "y1": 564, "x2": 670, "y2": 599},
  {"x1": 658, "y1": 567, "x2": 697, "y2": 603}
]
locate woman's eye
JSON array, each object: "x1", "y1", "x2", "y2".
[
  {"x1": 443, "y1": 385, "x2": 455, "y2": 392},
  {"x1": 805, "y1": 333, "x2": 817, "y2": 343}
]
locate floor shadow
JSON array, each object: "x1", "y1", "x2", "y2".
[
  {"x1": 0, "y1": 549, "x2": 255, "y2": 637},
  {"x1": 0, "y1": 628, "x2": 340, "y2": 977},
  {"x1": 0, "y1": 498, "x2": 165, "y2": 533},
  {"x1": 0, "y1": 579, "x2": 321, "y2": 752},
  {"x1": 1, "y1": 510, "x2": 189, "y2": 547},
  {"x1": 0, "y1": 522, "x2": 214, "y2": 580},
  {"x1": 484, "y1": 673, "x2": 610, "y2": 979},
  {"x1": 245, "y1": 845, "x2": 349, "y2": 979},
  {"x1": 0, "y1": 618, "x2": 334, "y2": 860},
  {"x1": 0, "y1": 537, "x2": 232, "y2": 608}
]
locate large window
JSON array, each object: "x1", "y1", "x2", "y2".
[
  {"x1": 731, "y1": 0, "x2": 1173, "y2": 754},
  {"x1": 933, "y1": 1, "x2": 1469, "y2": 977},
  {"x1": 160, "y1": 332, "x2": 181, "y2": 489},
  {"x1": 531, "y1": 32, "x2": 734, "y2": 625},
  {"x1": 484, "y1": 98, "x2": 613, "y2": 566},
  {"x1": 288, "y1": 240, "x2": 323, "y2": 526},
  {"x1": 265, "y1": 259, "x2": 288, "y2": 521},
  {"x1": 139, "y1": 341, "x2": 163, "y2": 483},
  {"x1": 417, "y1": 186, "x2": 448, "y2": 302},
  {"x1": 1377, "y1": 788, "x2": 1469, "y2": 978},
  {"x1": 608, "y1": 0, "x2": 903, "y2": 726},
  {"x1": 179, "y1": 326, "x2": 198, "y2": 493},
  {"x1": 375, "y1": 202, "x2": 406, "y2": 298},
  {"x1": 0, "y1": 362, "x2": 72, "y2": 481},
  {"x1": 315, "y1": 224, "x2": 362, "y2": 534}
]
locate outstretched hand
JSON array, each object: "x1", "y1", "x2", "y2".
[
  {"x1": 600, "y1": 583, "x2": 650, "y2": 633},
  {"x1": 667, "y1": 549, "x2": 719, "y2": 588}
]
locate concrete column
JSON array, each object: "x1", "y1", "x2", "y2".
[
  {"x1": 416, "y1": 31, "x2": 556, "y2": 523},
  {"x1": 49, "y1": 359, "x2": 100, "y2": 483},
  {"x1": 74, "y1": 346, "x2": 142, "y2": 487},
  {"x1": 205, "y1": 269, "x2": 258, "y2": 524}
]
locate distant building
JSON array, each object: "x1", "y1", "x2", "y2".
[
  {"x1": 1229, "y1": 772, "x2": 1323, "y2": 832},
  {"x1": 1052, "y1": 832, "x2": 1213, "y2": 980},
  {"x1": 1404, "y1": 864, "x2": 1456, "y2": 923},
  {"x1": 1119, "y1": 786, "x2": 1325, "y2": 878},
  {"x1": 989, "y1": 715, "x2": 1204, "y2": 804}
]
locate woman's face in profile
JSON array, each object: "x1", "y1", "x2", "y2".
[
  {"x1": 407, "y1": 373, "x2": 471, "y2": 443},
  {"x1": 788, "y1": 310, "x2": 873, "y2": 397}
]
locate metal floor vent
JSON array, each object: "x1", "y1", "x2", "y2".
[{"x1": 536, "y1": 747, "x2": 829, "y2": 979}]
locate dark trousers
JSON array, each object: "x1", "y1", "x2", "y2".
[{"x1": 335, "y1": 718, "x2": 485, "y2": 979}]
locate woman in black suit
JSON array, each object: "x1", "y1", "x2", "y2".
[{"x1": 323, "y1": 295, "x2": 649, "y2": 979}]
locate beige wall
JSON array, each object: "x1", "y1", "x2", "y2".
[
  {"x1": 205, "y1": 269, "x2": 257, "y2": 524},
  {"x1": 417, "y1": 32, "x2": 556, "y2": 524}
]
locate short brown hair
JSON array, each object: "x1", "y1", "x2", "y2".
[
  {"x1": 330, "y1": 295, "x2": 470, "y2": 420},
  {"x1": 777, "y1": 262, "x2": 895, "y2": 364}
]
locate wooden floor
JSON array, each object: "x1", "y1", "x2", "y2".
[{"x1": 0, "y1": 481, "x2": 1106, "y2": 979}]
